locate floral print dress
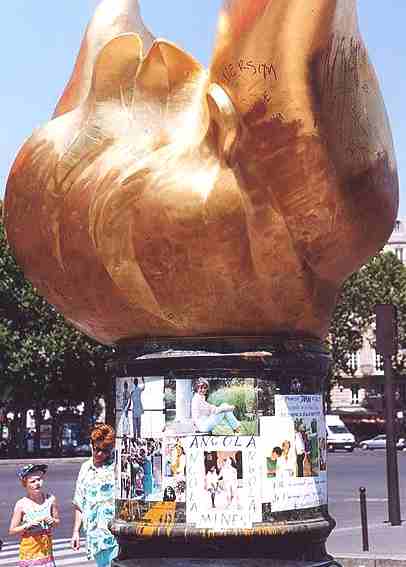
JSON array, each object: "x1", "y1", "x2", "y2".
[{"x1": 73, "y1": 459, "x2": 118, "y2": 565}]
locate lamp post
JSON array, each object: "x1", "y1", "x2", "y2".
[{"x1": 375, "y1": 304, "x2": 401, "y2": 526}]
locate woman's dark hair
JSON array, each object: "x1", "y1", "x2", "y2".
[{"x1": 163, "y1": 486, "x2": 176, "y2": 501}]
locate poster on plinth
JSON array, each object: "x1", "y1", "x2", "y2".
[
  {"x1": 186, "y1": 435, "x2": 261, "y2": 530},
  {"x1": 116, "y1": 376, "x2": 165, "y2": 439},
  {"x1": 261, "y1": 395, "x2": 327, "y2": 514},
  {"x1": 164, "y1": 376, "x2": 258, "y2": 436},
  {"x1": 162, "y1": 437, "x2": 187, "y2": 503},
  {"x1": 116, "y1": 436, "x2": 163, "y2": 502}
]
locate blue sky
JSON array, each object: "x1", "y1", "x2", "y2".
[{"x1": 1, "y1": 1, "x2": 405, "y2": 216}]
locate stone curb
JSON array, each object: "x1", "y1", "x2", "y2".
[
  {"x1": 0, "y1": 457, "x2": 87, "y2": 466},
  {"x1": 335, "y1": 557, "x2": 406, "y2": 566},
  {"x1": 111, "y1": 559, "x2": 406, "y2": 567}
]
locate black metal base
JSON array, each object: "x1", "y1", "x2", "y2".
[
  {"x1": 110, "y1": 335, "x2": 335, "y2": 565},
  {"x1": 112, "y1": 559, "x2": 342, "y2": 567},
  {"x1": 111, "y1": 514, "x2": 335, "y2": 562}
]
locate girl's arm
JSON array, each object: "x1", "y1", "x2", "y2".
[
  {"x1": 48, "y1": 496, "x2": 60, "y2": 528},
  {"x1": 9, "y1": 502, "x2": 29, "y2": 535}
]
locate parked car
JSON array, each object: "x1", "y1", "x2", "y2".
[
  {"x1": 326, "y1": 415, "x2": 356, "y2": 452},
  {"x1": 73, "y1": 443, "x2": 92, "y2": 456},
  {"x1": 359, "y1": 435, "x2": 406, "y2": 451}
]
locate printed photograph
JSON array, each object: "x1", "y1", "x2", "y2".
[
  {"x1": 261, "y1": 397, "x2": 328, "y2": 513},
  {"x1": 164, "y1": 377, "x2": 258, "y2": 436},
  {"x1": 116, "y1": 376, "x2": 165, "y2": 438},
  {"x1": 203, "y1": 450, "x2": 243, "y2": 511},
  {"x1": 163, "y1": 438, "x2": 187, "y2": 503},
  {"x1": 256, "y1": 379, "x2": 278, "y2": 418},
  {"x1": 117, "y1": 437, "x2": 163, "y2": 501},
  {"x1": 293, "y1": 416, "x2": 320, "y2": 477},
  {"x1": 260, "y1": 416, "x2": 295, "y2": 512},
  {"x1": 262, "y1": 418, "x2": 296, "y2": 480},
  {"x1": 186, "y1": 437, "x2": 258, "y2": 529},
  {"x1": 261, "y1": 415, "x2": 320, "y2": 480},
  {"x1": 274, "y1": 395, "x2": 326, "y2": 477}
]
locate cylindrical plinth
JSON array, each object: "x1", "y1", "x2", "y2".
[{"x1": 109, "y1": 336, "x2": 337, "y2": 565}]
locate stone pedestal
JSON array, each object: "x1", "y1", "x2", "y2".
[
  {"x1": 109, "y1": 336, "x2": 338, "y2": 566},
  {"x1": 113, "y1": 560, "x2": 341, "y2": 567}
]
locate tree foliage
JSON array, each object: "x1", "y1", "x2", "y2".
[{"x1": 329, "y1": 250, "x2": 406, "y2": 380}]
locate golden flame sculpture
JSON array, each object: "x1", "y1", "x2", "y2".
[{"x1": 4, "y1": 0, "x2": 398, "y2": 345}]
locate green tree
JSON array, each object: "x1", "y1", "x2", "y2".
[{"x1": 328, "y1": 250, "x2": 406, "y2": 394}]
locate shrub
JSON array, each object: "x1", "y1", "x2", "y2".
[{"x1": 208, "y1": 384, "x2": 256, "y2": 421}]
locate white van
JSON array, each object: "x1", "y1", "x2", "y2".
[{"x1": 326, "y1": 415, "x2": 356, "y2": 452}]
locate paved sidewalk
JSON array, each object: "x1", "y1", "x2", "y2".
[
  {"x1": 327, "y1": 485, "x2": 406, "y2": 566},
  {"x1": 0, "y1": 457, "x2": 86, "y2": 466},
  {"x1": 2, "y1": 459, "x2": 406, "y2": 565},
  {"x1": 334, "y1": 558, "x2": 406, "y2": 566},
  {"x1": 329, "y1": 519, "x2": 406, "y2": 566}
]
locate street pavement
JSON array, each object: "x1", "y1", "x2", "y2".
[
  {"x1": 327, "y1": 449, "x2": 406, "y2": 562},
  {"x1": 1, "y1": 451, "x2": 406, "y2": 565},
  {"x1": 0, "y1": 537, "x2": 95, "y2": 567}
]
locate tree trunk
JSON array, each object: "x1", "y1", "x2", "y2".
[
  {"x1": 98, "y1": 374, "x2": 115, "y2": 427},
  {"x1": 33, "y1": 406, "x2": 43, "y2": 454},
  {"x1": 50, "y1": 407, "x2": 62, "y2": 456},
  {"x1": 8, "y1": 413, "x2": 18, "y2": 457},
  {"x1": 104, "y1": 394, "x2": 115, "y2": 427},
  {"x1": 82, "y1": 397, "x2": 100, "y2": 438},
  {"x1": 17, "y1": 408, "x2": 27, "y2": 457}
]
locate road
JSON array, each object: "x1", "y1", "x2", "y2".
[
  {"x1": 1, "y1": 450, "x2": 405, "y2": 561},
  {"x1": 0, "y1": 459, "x2": 95, "y2": 566},
  {"x1": 327, "y1": 448, "x2": 406, "y2": 556}
]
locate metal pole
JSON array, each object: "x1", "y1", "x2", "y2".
[
  {"x1": 359, "y1": 487, "x2": 369, "y2": 552},
  {"x1": 384, "y1": 354, "x2": 402, "y2": 526}
]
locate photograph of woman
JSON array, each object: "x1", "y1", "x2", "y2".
[
  {"x1": 130, "y1": 377, "x2": 145, "y2": 439},
  {"x1": 191, "y1": 379, "x2": 240, "y2": 434},
  {"x1": 277, "y1": 440, "x2": 296, "y2": 477},
  {"x1": 205, "y1": 465, "x2": 219, "y2": 509},
  {"x1": 203, "y1": 451, "x2": 242, "y2": 512},
  {"x1": 118, "y1": 380, "x2": 131, "y2": 437},
  {"x1": 295, "y1": 425, "x2": 307, "y2": 477},
  {"x1": 163, "y1": 440, "x2": 187, "y2": 503},
  {"x1": 219, "y1": 457, "x2": 238, "y2": 506},
  {"x1": 170, "y1": 444, "x2": 186, "y2": 478},
  {"x1": 121, "y1": 455, "x2": 131, "y2": 499}
]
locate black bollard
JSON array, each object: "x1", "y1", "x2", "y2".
[{"x1": 359, "y1": 487, "x2": 369, "y2": 552}]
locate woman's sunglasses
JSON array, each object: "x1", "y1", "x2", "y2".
[{"x1": 93, "y1": 445, "x2": 112, "y2": 455}]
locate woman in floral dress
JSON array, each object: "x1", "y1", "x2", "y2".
[{"x1": 71, "y1": 424, "x2": 118, "y2": 567}]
